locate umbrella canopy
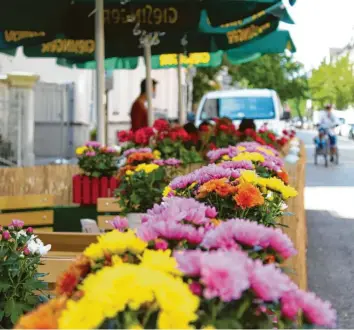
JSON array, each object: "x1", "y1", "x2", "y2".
[
  {"x1": 55, "y1": 29, "x2": 295, "y2": 69},
  {"x1": 0, "y1": 0, "x2": 295, "y2": 38},
  {"x1": 18, "y1": 17, "x2": 280, "y2": 59}
]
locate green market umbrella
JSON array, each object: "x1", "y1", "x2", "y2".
[
  {"x1": 0, "y1": 0, "x2": 295, "y2": 38},
  {"x1": 0, "y1": 0, "x2": 296, "y2": 140},
  {"x1": 55, "y1": 29, "x2": 295, "y2": 69},
  {"x1": 21, "y1": 18, "x2": 280, "y2": 58}
]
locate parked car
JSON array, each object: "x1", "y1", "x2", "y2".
[{"x1": 195, "y1": 89, "x2": 285, "y2": 134}]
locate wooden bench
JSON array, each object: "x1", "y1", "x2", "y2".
[
  {"x1": 0, "y1": 194, "x2": 55, "y2": 232},
  {"x1": 36, "y1": 232, "x2": 99, "y2": 291},
  {"x1": 96, "y1": 197, "x2": 121, "y2": 231}
]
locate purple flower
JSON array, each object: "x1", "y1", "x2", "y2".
[
  {"x1": 85, "y1": 141, "x2": 101, "y2": 148},
  {"x1": 201, "y1": 251, "x2": 250, "y2": 302},
  {"x1": 164, "y1": 158, "x2": 182, "y2": 166},
  {"x1": 219, "y1": 160, "x2": 254, "y2": 171},
  {"x1": 105, "y1": 146, "x2": 117, "y2": 153},
  {"x1": 138, "y1": 221, "x2": 205, "y2": 245},
  {"x1": 11, "y1": 219, "x2": 24, "y2": 229},
  {"x1": 153, "y1": 159, "x2": 165, "y2": 166},
  {"x1": 23, "y1": 247, "x2": 30, "y2": 256},
  {"x1": 201, "y1": 219, "x2": 296, "y2": 260},
  {"x1": 86, "y1": 151, "x2": 96, "y2": 157},
  {"x1": 170, "y1": 172, "x2": 196, "y2": 190},
  {"x1": 260, "y1": 160, "x2": 281, "y2": 172},
  {"x1": 144, "y1": 197, "x2": 216, "y2": 226},
  {"x1": 249, "y1": 260, "x2": 292, "y2": 301},
  {"x1": 2, "y1": 230, "x2": 10, "y2": 240},
  {"x1": 110, "y1": 216, "x2": 129, "y2": 232},
  {"x1": 189, "y1": 281, "x2": 203, "y2": 296},
  {"x1": 206, "y1": 146, "x2": 238, "y2": 162},
  {"x1": 155, "y1": 239, "x2": 169, "y2": 250},
  {"x1": 298, "y1": 291, "x2": 337, "y2": 328},
  {"x1": 174, "y1": 250, "x2": 203, "y2": 276},
  {"x1": 123, "y1": 147, "x2": 152, "y2": 157}
]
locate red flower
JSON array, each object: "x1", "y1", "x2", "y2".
[
  {"x1": 189, "y1": 132, "x2": 199, "y2": 144},
  {"x1": 199, "y1": 125, "x2": 211, "y2": 132},
  {"x1": 153, "y1": 119, "x2": 169, "y2": 132},
  {"x1": 219, "y1": 124, "x2": 229, "y2": 132},
  {"x1": 134, "y1": 127, "x2": 154, "y2": 145},
  {"x1": 209, "y1": 143, "x2": 217, "y2": 150},
  {"x1": 169, "y1": 128, "x2": 189, "y2": 141},
  {"x1": 282, "y1": 129, "x2": 289, "y2": 136},
  {"x1": 117, "y1": 130, "x2": 133, "y2": 143},
  {"x1": 255, "y1": 136, "x2": 267, "y2": 145},
  {"x1": 267, "y1": 132, "x2": 276, "y2": 142},
  {"x1": 277, "y1": 137, "x2": 288, "y2": 146},
  {"x1": 245, "y1": 128, "x2": 257, "y2": 138}
]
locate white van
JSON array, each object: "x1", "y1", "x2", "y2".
[{"x1": 195, "y1": 89, "x2": 285, "y2": 134}]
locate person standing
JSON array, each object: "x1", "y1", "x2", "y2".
[{"x1": 130, "y1": 78, "x2": 158, "y2": 131}]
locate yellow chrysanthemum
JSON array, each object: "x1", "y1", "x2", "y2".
[
  {"x1": 83, "y1": 230, "x2": 147, "y2": 260},
  {"x1": 126, "y1": 170, "x2": 134, "y2": 176},
  {"x1": 58, "y1": 264, "x2": 199, "y2": 329},
  {"x1": 240, "y1": 170, "x2": 258, "y2": 183},
  {"x1": 163, "y1": 186, "x2": 172, "y2": 197},
  {"x1": 140, "y1": 249, "x2": 182, "y2": 276},
  {"x1": 189, "y1": 182, "x2": 197, "y2": 189},
  {"x1": 76, "y1": 146, "x2": 88, "y2": 156},
  {"x1": 232, "y1": 152, "x2": 265, "y2": 163},
  {"x1": 237, "y1": 146, "x2": 246, "y2": 152},
  {"x1": 153, "y1": 150, "x2": 161, "y2": 159},
  {"x1": 261, "y1": 177, "x2": 298, "y2": 200},
  {"x1": 257, "y1": 146, "x2": 275, "y2": 156},
  {"x1": 222, "y1": 155, "x2": 230, "y2": 161},
  {"x1": 135, "y1": 163, "x2": 159, "y2": 174}
]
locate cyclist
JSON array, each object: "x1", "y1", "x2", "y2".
[{"x1": 319, "y1": 104, "x2": 339, "y2": 162}]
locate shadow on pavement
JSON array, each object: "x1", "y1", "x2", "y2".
[{"x1": 307, "y1": 210, "x2": 354, "y2": 328}]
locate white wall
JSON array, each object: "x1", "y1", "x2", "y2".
[
  {"x1": 0, "y1": 49, "x2": 186, "y2": 127},
  {"x1": 107, "y1": 57, "x2": 185, "y2": 123}
]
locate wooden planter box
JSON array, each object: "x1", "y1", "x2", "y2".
[{"x1": 72, "y1": 175, "x2": 119, "y2": 205}]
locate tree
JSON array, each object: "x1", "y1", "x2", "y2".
[
  {"x1": 192, "y1": 67, "x2": 220, "y2": 103},
  {"x1": 309, "y1": 55, "x2": 354, "y2": 109},
  {"x1": 192, "y1": 54, "x2": 309, "y2": 119},
  {"x1": 227, "y1": 54, "x2": 309, "y2": 101}
]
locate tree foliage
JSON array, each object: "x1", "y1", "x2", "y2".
[
  {"x1": 192, "y1": 54, "x2": 309, "y2": 105},
  {"x1": 309, "y1": 55, "x2": 354, "y2": 109}
]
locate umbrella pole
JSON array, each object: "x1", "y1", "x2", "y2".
[
  {"x1": 177, "y1": 54, "x2": 185, "y2": 125},
  {"x1": 95, "y1": 0, "x2": 106, "y2": 144},
  {"x1": 144, "y1": 41, "x2": 154, "y2": 127}
]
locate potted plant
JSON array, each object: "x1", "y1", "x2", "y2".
[
  {"x1": 0, "y1": 220, "x2": 50, "y2": 328},
  {"x1": 114, "y1": 162, "x2": 169, "y2": 228},
  {"x1": 73, "y1": 141, "x2": 120, "y2": 205}
]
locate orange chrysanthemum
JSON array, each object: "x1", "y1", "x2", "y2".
[
  {"x1": 15, "y1": 296, "x2": 67, "y2": 329},
  {"x1": 277, "y1": 169, "x2": 289, "y2": 184},
  {"x1": 197, "y1": 178, "x2": 237, "y2": 199},
  {"x1": 234, "y1": 182, "x2": 264, "y2": 209},
  {"x1": 127, "y1": 152, "x2": 155, "y2": 164},
  {"x1": 56, "y1": 255, "x2": 90, "y2": 296}
]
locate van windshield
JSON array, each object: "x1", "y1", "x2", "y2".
[{"x1": 200, "y1": 96, "x2": 276, "y2": 120}]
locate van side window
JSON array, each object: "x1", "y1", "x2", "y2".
[{"x1": 201, "y1": 98, "x2": 218, "y2": 120}]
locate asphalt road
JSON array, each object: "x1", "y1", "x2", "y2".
[{"x1": 299, "y1": 130, "x2": 354, "y2": 328}]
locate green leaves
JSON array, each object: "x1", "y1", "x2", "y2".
[
  {"x1": 115, "y1": 166, "x2": 168, "y2": 214},
  {"x1": 0, "y1": 229, "x2": 45, "y2": 328},
  {"x1": 310, "y1": 54, "x2": 354, "y2": 109}
]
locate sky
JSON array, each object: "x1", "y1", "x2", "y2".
[{"x1": 281, "y1": 0, "x2": 354, "y2": 70}]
